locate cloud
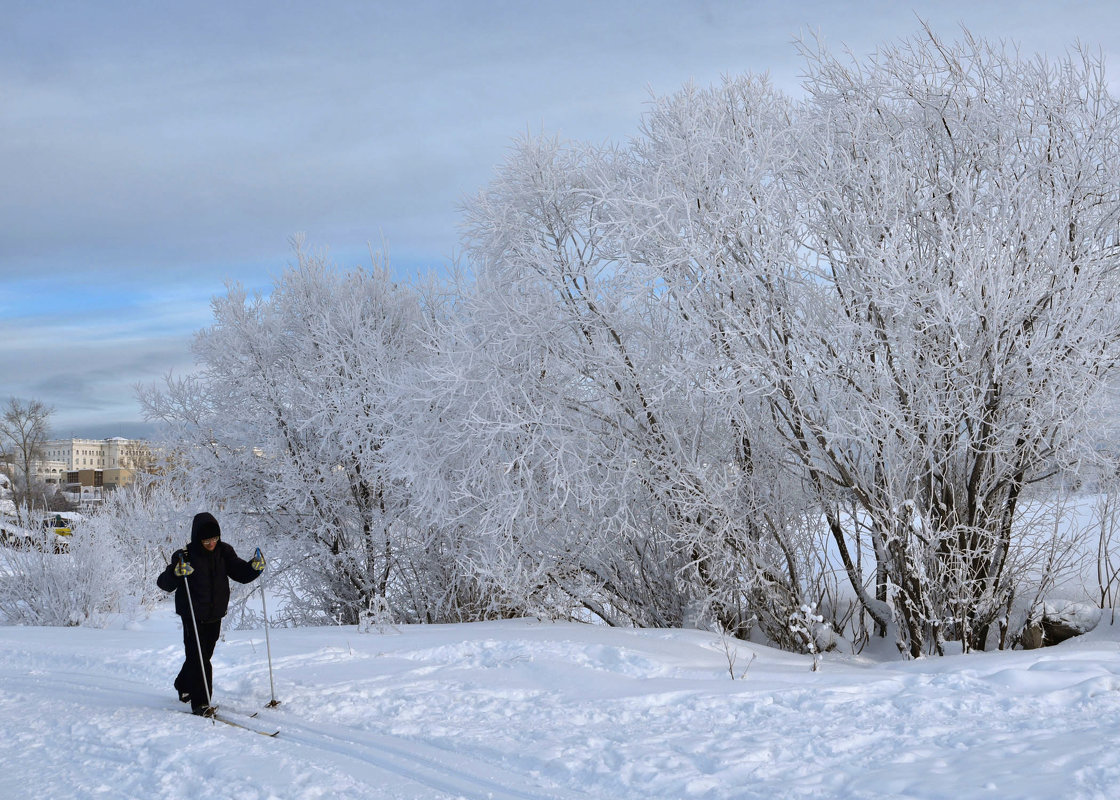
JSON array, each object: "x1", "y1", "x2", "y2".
[
  {"x1": 4, "y1": 0, "x2": 1120, "y2": 436},
  {"x1": 0, "y1": 278, "x2": 213, "y2": 436}
]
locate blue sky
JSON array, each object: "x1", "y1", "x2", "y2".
[{"x1": 4, "y1": 1, "x2": 1119, "y2": 438}]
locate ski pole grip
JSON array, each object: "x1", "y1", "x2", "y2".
[{"x1": 175, "y1": 552, "x2": 194, "y2": 577}]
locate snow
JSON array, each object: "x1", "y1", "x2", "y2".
[{"x1": 3, "y1": 604, "x2": 1120, "y2": 799}]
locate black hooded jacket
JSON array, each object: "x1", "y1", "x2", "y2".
[{"x1": 157, "y1": 512, "x2": 260, "y2": 623}]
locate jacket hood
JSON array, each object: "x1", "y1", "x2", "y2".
[{"x1": 191, "y1": 512, "x2": 221, "y2": 545}]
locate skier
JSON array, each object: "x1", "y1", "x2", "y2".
[{"x1": 157, "y1": 511, "x2": 265, "y2": 715}]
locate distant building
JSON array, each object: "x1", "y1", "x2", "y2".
[
  {"x1": 38, "y1": 437, "x2": 157, "y2": 490},
  {"x1": 30, "y1": 458, "x2": 69, "y2": 485},
  {"x1": 43, "y1": 437, "x2": 152, "y2": 471}
]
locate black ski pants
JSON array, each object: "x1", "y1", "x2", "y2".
[{"x1": 174, "y1": 617, "x2": 221, "y2": 710}]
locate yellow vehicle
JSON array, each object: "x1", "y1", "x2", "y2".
[{"x1": 44, "y1": 514, "x2": 72, "y2": 537}]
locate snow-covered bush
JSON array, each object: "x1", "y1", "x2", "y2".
[
  {"x1": 1092, "y1": 483, "x2": 1120, "y2": 623},
  {"x1": 0, "y1": 478, "x2": 196, "y2": 626},
  {"x1": 78, "y1": 478, "x2": 195, "y2": 618},
  {"x1": 0, "y1": 527, "x2": 118, "y2": 626}
]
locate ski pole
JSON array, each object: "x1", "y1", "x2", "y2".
[
  {"x1": 255, "y1": 547, "x2": 280, "y2": 707},
  {"x1": 179, "y1": 553, "x2": 214, "y2": 714}
]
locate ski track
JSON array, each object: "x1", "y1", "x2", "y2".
[
  {"x1": 0, "y1": 637, "x2": 586, "y2": 800},
  {"x1": 273, "y1": 713, "x2": 585, "y2": 800},
  {"x1": 0, "y1": 686, "x2": 580, "y2": 800}
]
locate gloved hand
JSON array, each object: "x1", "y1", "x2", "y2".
[
  {"x1": 174, "y1": 554, "x2": 194, "y2": 577},
  {"x1": 250, "y1": 547, "x2": 266, "y2": 572}
]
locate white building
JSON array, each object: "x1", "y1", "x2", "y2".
[
  {"x1": 36, "y1": 437, "x2": 155, "y2": 489},
  {"x1": 43, "y1": 437, "x2": 153, "y2": 472},
  {"x1": 3, "y1": 438, "x2": 155, "y2": 493},
  {"x1": 32, "y1": 458, "x2": 69, "y2": 485}
]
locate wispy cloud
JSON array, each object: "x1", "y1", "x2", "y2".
[{"x1": 4, "y1": 0, "x2": 1119, "y2": 435}]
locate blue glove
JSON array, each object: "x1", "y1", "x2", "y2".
[{"x1": 174, "y1": 554, "x2": 194, "y2": 577}]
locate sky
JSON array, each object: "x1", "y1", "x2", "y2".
[{"x1": 4, "y1": 1, "x2": 1120, "y2": 440}]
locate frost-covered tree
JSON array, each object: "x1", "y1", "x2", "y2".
[
  {"x1": 408, "y1": 135, "x2": 821, "y2": 644},
  {"x1": 140, "y1": 243, "x2": 443, "y2": 624},
  {"x1": 412, "y1": 137, "x2": 697, "y2": 627},
  {"x1": 783, "y1": 30, "x2": 1120, "y2": 655},
  {"x1": 593, "y1": 74, "x2": 826, "y2": 642},
  {"x1": 593, "y1": 28, "x2": 1120, "y2": 655}
]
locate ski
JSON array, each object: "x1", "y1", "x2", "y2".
[
  {"x1": 180, "y1": 706, "x2": 280, "y2": 737},
  {"x1": 213, "y1": 709, "x2": 279, "y2": 737}
]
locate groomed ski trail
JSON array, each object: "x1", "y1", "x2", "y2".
[
  {"x1": 254, "y1": 710, "x2": 586, "y2": 800},
  {"x1": 0, "y1": 651, "x2": 585, "y2": 800}
]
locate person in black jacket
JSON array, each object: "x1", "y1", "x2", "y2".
[{"x1": 157, "y1": 511, "x2": 264, "y2": 715}]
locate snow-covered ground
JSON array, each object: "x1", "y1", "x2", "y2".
[{"x1": 3, "y1": 603, "x2": 1120, "y2": 800}]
